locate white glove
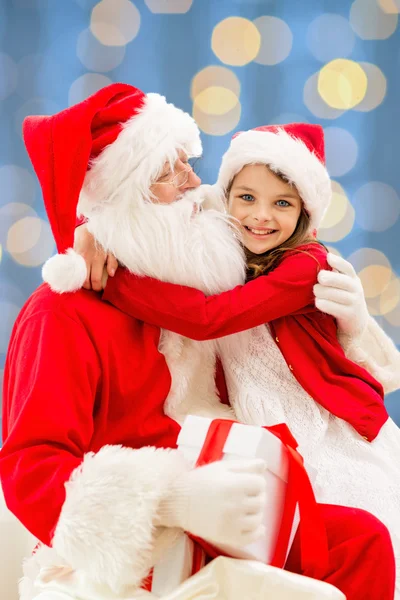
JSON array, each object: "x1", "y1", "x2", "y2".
[
  {"x1": 313, "y1": 252, "x2": 369, "y2": 338},
  {"x1": 157, "y1": 459, "x2": 267, "y2": 548}
]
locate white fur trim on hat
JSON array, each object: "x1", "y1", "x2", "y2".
[
  {"x1": 217, "y1": 129, "x2": 332, "y2": 231},
  {"x1": 42, "y1": 249, "x2": 87, "y2": 294},
  {"x1": 78, "y1": 93, "x2": 202, "y2": 217}
]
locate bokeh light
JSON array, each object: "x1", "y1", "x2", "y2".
[
  {"x1": 68, "y1": 73, "x2": 113, "y2": 106},
  {"x1": 307, "y1": 14, "x2": 356, "y2": 62},
  {"x1": 353, "y1": 182, "x2": 400, "y2": 232},
  {"x1": 325, "y1": 246, "x2": 343, "y2": 257},
  {"x1": 324, "y1": 127, "x2": 358, "y2": 177},
  {"x1": 318, "y1": 59, "x2": 367, "y2": 110},
  {"x1": 192, "y1": 65, "x2": 242, "y2": 136},
  {"x1": 358, "y1": 264, "x2": 392, "y2": 298},
  {"x1": 303, "y1": 72, "x2": 345, "y2": 120},
  {"x1": 191, "y1": 66, "x2": 240, "y2": 100},
  {"x1": 193, "y1": 102, "x2": 241, "y2": 137},
  {"x1": 194, "y1": 87, "x2": 238, "y2": 116},
  {"x1": 380, "y1": 276, "x2": 400, "y2": 315},
  {"x1": 318, "y1": 181, "x2": 355, "y2": 242},
  {"x1": 350, "y1": 0, "x2": 398, "y2": 39},
  {"x1": 384, "y1": 289, "x2": 400, "y2": 327},
  {"x1": 253, "y1": 16, "x2": 293, "y2": 65},
  {"x1": 354, "y1": 62, "x2": 387, "y2": 112},
  {"x1": 347, "y1": 248, "x2": 395, "y2": 316},
  {"x1": 378, "y1": 0, "x2": 400, "y2": 13},
  {"x1": 77, "y1": 28, "x2": 126, "y2": 72},
  {"x1": 348, "y1": 247, "x2": 392, "y2": 272},
  {"x1": 0, "y1": 203, "x2": 38, "y2": 245},
  {"x1": 6, "y1": 216, "x2": 55, "y2": 267},
  {"x1": 6, "y1": 216, "x2": 39, "y2": 253},
  {"x1": 212, "y1": 17, "x2": 261, "y2": 66},
  {"x1": 90, "y1": 0, "x2": 141, "y2": 46},
  {"x1": 144, "y1": 0, "x2": 193, "y2": 12},
  {"x1": 1, "y1": 0, "x2": 400, "y2": 419}
]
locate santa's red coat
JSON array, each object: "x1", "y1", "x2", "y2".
[{"x1": 0, "y1": 284, "x2": 187, "y2": 592}]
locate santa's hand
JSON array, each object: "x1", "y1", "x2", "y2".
[
  {"x1": 313, "y1": 252, "x2": 369, "y2": 337},
  {"x1": 74, "y1": 223, "x2": 118, "y2": 291},
  {"x1": 157, "y1": 459, "x2": 266, "y2": 548}
]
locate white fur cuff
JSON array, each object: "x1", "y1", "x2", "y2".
[
  {"x1": 340, "y1": 315, "x2": 400, "y2": 395},
  {"x1": 51, "y1": 445, "x2": 187, "y2": 595}
]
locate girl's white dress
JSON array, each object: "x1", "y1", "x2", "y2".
[{"x1": 219, "y1": 325, "x2": 400, "y2": 596}]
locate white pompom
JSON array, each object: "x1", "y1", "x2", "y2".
[{"x1": 42, "y1": 249, "x2": 87, "y2": 294}]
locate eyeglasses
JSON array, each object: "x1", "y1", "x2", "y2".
[{"x1": 153, "y1": 164, "x2": 194, "y2": 189}]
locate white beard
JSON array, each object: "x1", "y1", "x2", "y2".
[
  {"x1": 85, "y1": 186, "x2": 245, "y2": 294},
  {"x1": 86, "y1": 185, "x2": 248, "y2": 423}
]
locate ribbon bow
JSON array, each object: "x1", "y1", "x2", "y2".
[{"x1": 190, "y1": 419, "x2": 329, "y2": 578}]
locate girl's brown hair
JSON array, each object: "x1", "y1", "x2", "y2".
[{"x1": 227, "y1": 167, "x2": 325, "y2": 281}]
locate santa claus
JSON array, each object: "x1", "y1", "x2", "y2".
[{"x1": 0, "y1": 83, "x2": 396, "y2": 600}]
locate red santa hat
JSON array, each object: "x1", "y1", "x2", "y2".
[
  {"x1": 216, "y1": 123, "x2": 331, "y2": 231},
  {"x1": 23, "y1": 82, "x2": 202, "y2": 292}
]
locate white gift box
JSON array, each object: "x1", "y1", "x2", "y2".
[
  {"x1": 177, "y1": 415, "x2": 300, "y2": 565},
  {"x1": 150, "y1": 534, "x2": 205, "y2": 597}
]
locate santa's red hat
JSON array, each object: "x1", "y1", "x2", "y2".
[
  {"x1": 23, "y1": 82, "x2": 202, "y2": 292},
  {"x1": 216, "y1": 123, "x2": 331, "y2": 231}
]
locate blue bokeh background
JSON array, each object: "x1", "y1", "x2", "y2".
[{"x1": 1, "y1": 0, "x2": 399, "y2": 427}]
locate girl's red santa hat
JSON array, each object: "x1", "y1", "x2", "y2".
[
  {"x1": 216, "y1": 123, "x2": 331, "y2": 232},
  {"x1": 23, "y1": 82, "x2": 202, "y2": 292}
]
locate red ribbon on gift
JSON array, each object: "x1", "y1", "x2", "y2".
[{"x1": 190, "y1": 419, "x2": 329, "y2": 578}]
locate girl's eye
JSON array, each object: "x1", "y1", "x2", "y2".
[
  {"x1": 276, "y1": 199, "x2": 290, "y2": 207},
  {"x1": 240, "y1": 194, "x2": 255, "y2": 202}
]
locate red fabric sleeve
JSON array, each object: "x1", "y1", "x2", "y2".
[
  {"x1": 103, "y1": 245, "x2": 328, "y2": 341},
  {"x1": 0, "y1": 311, "x2": 100, "y2": 545}
]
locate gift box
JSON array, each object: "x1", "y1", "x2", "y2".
[
  {"x1": 145, "y1": 534, "x2": 205, "y2": 597},
  {"x1": 177, "y1": 416, "x2": 328, "y2": 575}
]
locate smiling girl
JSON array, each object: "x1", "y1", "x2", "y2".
[{"x1": 101, "y1": 123, "x2": 400, "y2": 596}]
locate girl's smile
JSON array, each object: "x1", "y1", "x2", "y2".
[{"x1": 244, "y1": 226, "x2": 278, "y2": 238}]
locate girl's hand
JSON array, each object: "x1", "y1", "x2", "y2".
[
  {"x1": 313, "y1": 253, "x2": 369, "y2": 338},
  {"x1": 74, "y1": 224, "x2": 118, "y2": 291}
]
